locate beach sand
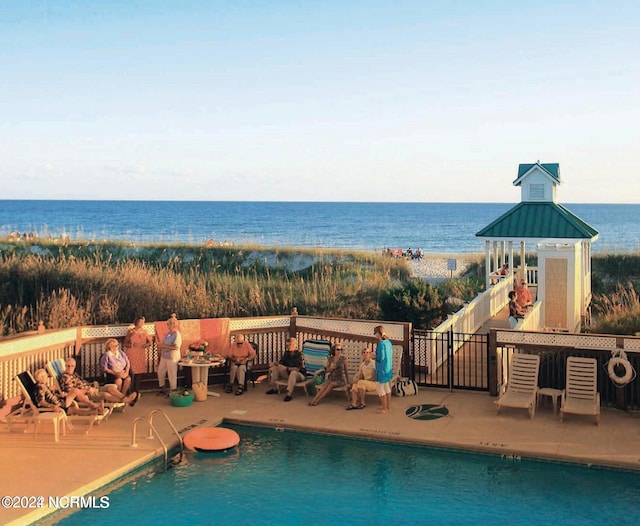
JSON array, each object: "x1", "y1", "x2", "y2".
[{"x1": 407, "y1": 253, "x2": 482, "y2": 283}]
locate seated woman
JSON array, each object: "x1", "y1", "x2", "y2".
[
  {"x1": 508, "y1": 290, "x2": 526, "y2": 328},
  {"x1": 347, "y1": 347, "x2": 376, "y2": 410},
  {"x1": 100, "y1": 338, "x2": 132, "y2": 396},
  {"x1": 61, "y1": 357, "x2": 139, "y2": 406},
  {"x1": 308, "y1": 344, "x2": 347, "y2": 407},
  {"x1": 34, "y1": 368, "x2": 105, "y2": 416},
  {"x1": 226, "y1": 334, "x2": 256, "y2": 395}
]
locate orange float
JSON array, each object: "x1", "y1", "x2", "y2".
[{"x1": 183, "y1": 427, "x2": 240, "y2": 452}]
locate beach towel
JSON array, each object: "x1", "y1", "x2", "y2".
[{"x1": 200, "y1": 318, "x2": 230, "y2": 356}]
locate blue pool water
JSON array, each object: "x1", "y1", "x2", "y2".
[{"x1": 57, "y1": 425, "x2": 640, "y2": 526}]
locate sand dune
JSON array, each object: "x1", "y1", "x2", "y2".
[{"x1": 407, "y1": 253, "x2": 482, "y2": 282}]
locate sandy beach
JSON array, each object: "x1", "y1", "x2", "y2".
[{"x1": 406, "y1": 253, "x2": 483, "y2": 283}]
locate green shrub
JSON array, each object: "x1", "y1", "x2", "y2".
[{"x1": 379, "y1": 279, "x2": 443, "y2": 329}]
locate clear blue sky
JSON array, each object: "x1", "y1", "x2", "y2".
[{"x1": 1, "y1": 1, "x2": 638, "y2": 202}]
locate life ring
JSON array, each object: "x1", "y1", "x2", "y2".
[
  {"x1": 607, "y1": 357, "x2": 633, "y2": 386},
  {"x1": 184, "y1": 427, "x2": 240, "y2": 452}
]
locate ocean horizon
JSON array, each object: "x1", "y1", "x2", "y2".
[{"x1": 1, "y1": 200, "x2": 639, "y2": 254}]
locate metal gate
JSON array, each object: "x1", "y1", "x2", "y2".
[{"x1": 412, "y1": 329, "x2": 489, "y2": 391}]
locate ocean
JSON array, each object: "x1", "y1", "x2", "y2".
[{"x1": 0, "y1": 200, "x2": 638, "y2": 254}]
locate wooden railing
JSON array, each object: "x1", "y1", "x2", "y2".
[
  {"x1": 0, "y1": 316, "x2": 412, "y2": 403},
  {"x1": 424, "y1": 277, "x2": 513, "y2": 372}
]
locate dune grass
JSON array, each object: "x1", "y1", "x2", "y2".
[
  {"x1": 2, "y1": 240, "x2": 637, "y2": 336},
  {"x1": 0, "y1": 240, "x2": 410, "y2": 335}
]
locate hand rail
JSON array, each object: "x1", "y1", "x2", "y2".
[{"x1": 130, "y1": 410, "x2": 184, "y2": 470}]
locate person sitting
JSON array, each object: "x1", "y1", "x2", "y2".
[
  {"x1": 499, "y1": 264, "x2": 510, "y2": 276},
  {"x1": 346, "y1": 347, "x2": 376, "y2": 410},
  {"x1": 515, "y1": 279, "x2": 533, "y2": 308},
  {"x1": 508, "y1": 290, "x2": 526, "y2": 328},
  {"x1": 33, "y1": 368, "x2": 105, "y2": 416},
  {"x1": 100, "y1": 338, "x2": 132, "y2": 396},
  {"x1": 265, "y1": 337, "x2": 306, "y2": 402},
  {"x1": 226, "y1": 334, "x2": 256, "y2": 396},
  {"x1": 61, "y1": 357, "x2": 139, "y2": 407},
  {"x1": 308, "y1": 343, "x2": 347, "y2": 407}
]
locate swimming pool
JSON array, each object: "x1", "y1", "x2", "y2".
[{"x1": 55, "y1": 425, "x2": 640, "y2": 525}]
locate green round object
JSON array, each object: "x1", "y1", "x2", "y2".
[
  {"x1": 405, "y1": 404, "x2": 449, "y2": 420},
  {"x1": 170, "y1": 390, "x2": 194, "y2": 407}
]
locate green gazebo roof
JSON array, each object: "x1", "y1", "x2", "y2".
[{"x1": 476, "y1": 202, "x2": 599, "y2": 240}]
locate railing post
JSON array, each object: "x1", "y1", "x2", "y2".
[{"x1": 488, "y1": 329, "x2": 498, "y2": 396}]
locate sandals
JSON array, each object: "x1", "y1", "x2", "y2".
[
  {"x1": 225, "y1": 385, "x2": 233, "y2": 394},
  {"x1": 346, "y1": 404, "x2": 365, "y2": 410},
  {"x1": 235, "y1": 387, "x2": 244, "y2": 396}
]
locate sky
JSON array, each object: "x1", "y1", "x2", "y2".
[{"x1": 1, "y1": 0, "x2": 639, "y2": 203}]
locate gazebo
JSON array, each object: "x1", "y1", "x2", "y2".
[{"x1": 476, "y1": 162, "x2": 599, "y2": 332}]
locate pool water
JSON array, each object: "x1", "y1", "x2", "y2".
[{"x1": 57, "y1": 425, "x2": 640, "y2": 526}]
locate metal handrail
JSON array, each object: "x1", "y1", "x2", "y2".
[{"x1": 130, "y1": 410, "x2": 184, "y2": 470}]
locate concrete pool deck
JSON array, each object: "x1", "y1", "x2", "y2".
[{"x1": 2, "y1": 384, "x2": 640, "y2": 524}]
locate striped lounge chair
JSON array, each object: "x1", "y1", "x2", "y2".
[{"x1": 276, "y1": 339, "x2": 331, "y2": 396}]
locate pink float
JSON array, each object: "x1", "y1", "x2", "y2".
[{"x1": 183, "y1": 427, "x2": 240, "y2": 452}]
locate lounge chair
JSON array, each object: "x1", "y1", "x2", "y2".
[
  {"x1": 9, "y1": 370, "x2": 109, "y2": 438},
  {"x1": 560, "y1": 356, "x2": 600, "y2": 425},
  {"x1": 276, "y1": 339, "x2": 330, "y2": 396},
  {"x1": 495, "y1": 353, "x2": 540, "y2": 419},
  {"x1": 46, "y1": 358, "x2": 126, "y2": 413},
  {"x1": 6, "y1": 371, "x2": 69, "y2": 441}
]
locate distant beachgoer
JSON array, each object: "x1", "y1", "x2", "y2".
[{"x1": 500, "y1": 264, "x2": 509, "y2": 276}]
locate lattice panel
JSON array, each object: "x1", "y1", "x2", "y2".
[
  {"x1": 82, "y1": 325, "x2": 130, "y2": 339},
  {"x1": 623, "y1": 338, "x2": 640, "y2": 352},
  {"x1": 0, "y1": 328, "x2": 77, "y2": 357},
  {"x1": 297, "y1": 318, "x2": 405, "y2": 341},
  {"x1": 496, "y1": 331, "x2": 617, "y2": 349},
  {"x1": 229, "y1": 317, "x2": 290, "y2": 331}
]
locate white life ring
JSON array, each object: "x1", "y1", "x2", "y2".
[{"x1": 607, "y1": 357, "x2": 633, "y2": 386}]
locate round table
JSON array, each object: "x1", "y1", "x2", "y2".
[{"x1": 178, "y1": 360, "x2": 226, "y2": 399}]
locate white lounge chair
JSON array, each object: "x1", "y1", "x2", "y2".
[
  {"x1": 560, "y1": 356, "x2": 600, "y2": 425},
  {"x1": 495, "y1": 353, "x2": 540, "y2": 419}
]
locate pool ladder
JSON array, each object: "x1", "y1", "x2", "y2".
[{"x1": 130, "y1": 409, "x2": 184, "y2": 470}]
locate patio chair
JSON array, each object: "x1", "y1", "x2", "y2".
[
  {"x1": 560, "y1": 356, "x2": 600, "y2": 425},
  {"x1": 276, "y1": 339, "x2": 331, "y2": 396},
  {"x1": 495, "y1": 352, "x2": 540, "y2": 419}
]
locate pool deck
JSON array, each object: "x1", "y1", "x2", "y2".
[{"x1": 2, "y1": 384, "x2": 640, "y2": 524}]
